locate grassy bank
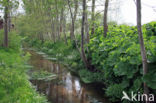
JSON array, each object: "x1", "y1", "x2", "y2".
[{"x1": 0, "y1": 31, "x2": 48, "y2": 103}]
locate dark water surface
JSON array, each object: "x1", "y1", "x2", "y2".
[{"x1": 28, "y1": 50, "x2": 110, "y2": 103}]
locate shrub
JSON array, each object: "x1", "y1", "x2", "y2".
[{"x1": 88, "y1": 22, "x2": 156, "y2": 101}]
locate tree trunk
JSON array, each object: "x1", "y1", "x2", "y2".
[
  {"x1": 55, "y1": 0, "x2": 60, "y2": 40},
  {"x1": 103, "y1": 0, "x2": 109, "y2": 37},
  {"x1": 91, "y1": 0, "x2": 95, "y2": 35},
  {"x1": 81, "y1": 0, "x2": 92, "y2": 70},
  {"x1": 71, "y1": 19, "x2": 75, "y2": 40},
  {"x1": 136, "y1": 0, "x2": 149, "y2": 103},
  {"x1": 57, "y1": 14, "x2": 61, "y2": 40},
  {"x1": 85, "y1": 6, "x2": 90, "y2": 44},
  {"x1": 51, "y1": 18, "x2": 56, "y2": 42},
  {"x1": 62, "y1": 9, "x2": 68, "y2": 45},
  {"x1": 8, "y1": 10, "x2": 11, "y2": 32},
  {"x1": 60, "y1": 8, "x2": 64, "y2": 40},
  {"x1": 67, "y1": 0, "x2": 78, "y2": 40},
  {"x1": 63, "y1": 20, "x2": 68, "y2": 45},
  {"x1": 4, "y1": 1, "x2": 9, "y2": 47}
]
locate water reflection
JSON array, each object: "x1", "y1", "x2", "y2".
[{"x1": 28, "y1": 51, "x2": 110, "y2": 103}]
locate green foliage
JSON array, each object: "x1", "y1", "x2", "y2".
[
  {"x1": 0, "y1": 30, "x2": 21, "y2": 51},
  {"x1": 143, "y1": 21, "x2": 156, "y2": 37},
  {"x1": 30, "y1": 70, "x2": 57, "y2": 81},
  {"x1": 79, "y1": 69, "x2": 105, "y2": 83},
  {"x1": 0, "y1": 32, "x2": 48, "y2": 103},
  {"x1": 8, "y1": 31, "x2": 22, "y2": 51},
  {"x1": 143, "y1": 63, "x2": 156, "y2": 89},
  {"x1": 105, "y1": 84, "x2": 124, "y2": 102},
  {"x1": 27, "y1": 39, "x2": 79, "y2": 65},
  {"x1": 87, "y1": 22, "x2": 156, "y2": 101},
  {"x1": 0, "y1": 30, "x2": 4, "y2": 46},
  {"x1": 0, "y1": 67, "x2": 48, "y2": 103},
  {"x1": 0, "y1": 0, "x2": 19, "y2": 10}
]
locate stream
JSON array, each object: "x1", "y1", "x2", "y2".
[{"x1": 28, "y1": 50, "x2": 111, "y2": 103}]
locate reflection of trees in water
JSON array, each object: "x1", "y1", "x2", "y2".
[
  {"x1": 72, "y1": 77, "x2": 76, "y2": 97},
  {"x1": 29, "y1": 51, "x2": 105, "y2": 103},
  {"x1": 31, "y1": 73, "x2": 90, "y2": 103}
]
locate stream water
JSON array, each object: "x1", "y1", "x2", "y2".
[{"x1": 28, "y1": 50, "x2": 111, "y2": 103}]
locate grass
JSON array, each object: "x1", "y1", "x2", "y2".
[{"x1": 0, "y1": 48, "x2": 49, "y2": 103}]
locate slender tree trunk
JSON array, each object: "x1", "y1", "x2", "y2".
[
  {"x1": 67, "y1": 0, "x2": 78, "y2": 40},
  {"x1": 103, "y1": 0, "x2": 109, "y2": 37},
  {"x1": 81, "y1": 0, "x2": 92, "y2": 70},
  {"x1": 60, "y1": 8, "x2": 64, "y2": 40},
  {"x1": 4, "y1": 1, "x2": 9, "y2": 47},
  {"x1": 63, "y1": 20, "x2": 68, "y2": 45},
  {"x1": 136, "y1": 0, "x2": 149, "y2": 103},
  {"x1": 53, "y1": 0, "x2": 60, "y2": 41},
  {"x1": 63, "y1": 10, "x2": 68, "y2": 45},
  {"x1": 8, "y1": 11, "x2": 11, "y2": 32},
  {"x1": 57, "y1": 14, "x2": 61, "y2": 40},
  {"x1": 51, "y1": 18, "x2": 56, "y2": 42},
  {"x1": 85, "y1": 6, "x2": 89, "y2": 44},
  {"x1": 73, "y1": 0, "x2": 78, "y2": 21},
  {"x1": 91, "y1": 0, "x2": 95, "y2": 35},
  {"x1": 67, "y1": 0, "x2": 74, "y2": 39}
]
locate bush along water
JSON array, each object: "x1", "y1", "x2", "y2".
[
  {"x1": 87, "y1": 22, "x2": 156, "y2": 102},
  {"x1": 25, "y1": 22, "x2": 156, "y2": 102},
  {"x1": 0, "y1": 31, "x2": 48, "y2": 103}
]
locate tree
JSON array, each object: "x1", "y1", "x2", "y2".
[
  {"x1": 103, "y1": 0, "x2": 109, "y2": 37},
  {"x1": 81, "y1": 0, "x2": 92, "y2": 70},
  {"x1": 136, "y1": 0, "x2": 149, "y2": 102},
  {"x1": 91, "y1": 0, "x2": 95, "y2": 35},
  {"x1": 3, "y1": 0, "x2": 9, "y2": 47},
  {"x1": 0, "y1": 0, "x2": 19, "y2": 47},
  {"x1": 85, "y1": 3, "x2": 89, "y2": 44},
  {"x1": 22, "y1": 0, "x2": 65, "y2": 42},
  {"x1": 67, "y1": 0, "x2": 78, "y2": 40}
]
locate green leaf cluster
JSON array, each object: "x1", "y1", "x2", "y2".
[{"x1": 87, "y1": 22, "x2": 156, "y2": 101}]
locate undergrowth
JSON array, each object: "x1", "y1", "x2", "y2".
[{"x1": 0, "y1": 31, "x2": 48, "y2": 103}]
